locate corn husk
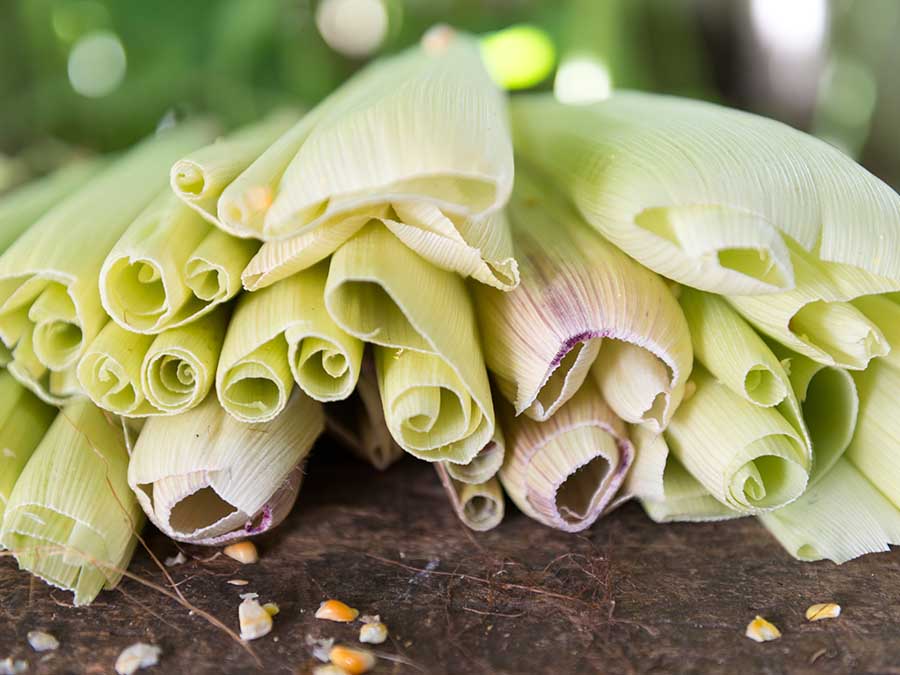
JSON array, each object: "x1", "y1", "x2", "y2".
[
  {"x1": 77, "y1": 307, "x2": 227, "y2": 417},
  {"x1": 511, "y1": 92, "x2": 900, "y2": 294},
  {"x1": 326, "y1": 222, "x2": 494, "y2": 464},
  {"x1": 664, "y1": 368, "x2": 808, "y2": 514},
  {"x1": 0, "y1": 401, "x2": 143, "y2": 605},
  {"x1": 445, "y1": 428, "x2": 505, "y2": 485},
  {"x1": 0, "y1": 371, "x2": 57, "y2": 526},
  {"x1": 233, "y1": 31, "x2": 516, "y2": 291},
  {"x1": 727, "y1": 247, "x2": 898, "y2": 370},
  {"x1": 216, "y1": 261, "x2": 363, "y2": 422},
  {"x1": 435, "y1": 464, "x2": 504, "y2": 532},
  {"x1": 845, "y1": 360, "x2": 900, "y2": 510},
  {"x1": 853, "y1": 294, "x2": 900, "y2": 372},
  {"x1": 128, "y1": 391, "x2": 323, "y2": 545},
  {"x1": 0, "y1": 121, "x2": 218, "y2": 403},
  {"x1": 325, "y1": 353, "x2": 404, "y2": 471},
  {"x1": 0, "y1": 160, "x2": 101, "y2": 253},
  {"x1": 474, "y1": 173, "x2": 691, "y2": 429},
  {"x1": 171, "y1": 111, "x2": 300, "y2": 230},
  {"x1": 100, "y1": 187, "x2": 256, "y2": 334},
  {"x1": 499, "y1": 379, "x2": 633, "y2": 532}
]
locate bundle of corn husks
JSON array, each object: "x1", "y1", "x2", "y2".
[{"x1": 1, "y1": 26, "x2": 899, "y2": 606}]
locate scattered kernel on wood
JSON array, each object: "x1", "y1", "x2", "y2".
[
  {"x1": 329, "y1": 645, "x2": 376, "y2": 675},
  {"x1": 0, "y1": 657, "x2": 28, "y2": 674},
  {"x1": 359, "y1": 622, "x2": 388, "y2": 645},
  {"x1": 745, "y1": 615, "x2": 781, "y2": 643},
  {"x1": 226, "y1": 579, "x2": 249, "y2": 586},
  {"x1": 223, "y1": 541, "x2": 258, "y2": 564},
  {"x1": 806, "y1": 603, "x2": 841, "y2": 621},
  {"x1": 316, "y1": 599, "x2": 359, "y2": 622},
  {"x1": 263, "y1": 602, "x2": 280, "y2": 616},
  {"x1": 27, "y1": 630, "x2": 59, "y2": 652},
  {"x1": 314, "y1": 666, "x2": 351, "y2": 675},
  {"x1": 163, "y1": 552, "x2": 186, "y2": 567},
  {"x1": 114, "y1": 643, "x2": 162, "y2": 674},
  {"x1": 239, "y1": 594, "x2": 273, "y2": 640}
]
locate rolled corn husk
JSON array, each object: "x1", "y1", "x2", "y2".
[
  {"x1": 435, "y1": 464, "x2": 504, "y2": 532},
  {"x1": 100, "y1": 190, "x2": 256, "y2": 334},
  {"x1": 325, "y1": 352, "x2": 404, "y2": 471},
  {"x1": 474, "y1": 173, "x2": 691, "y2": 429},
  {"x1": 0, "y1": 160, "x2": 101, "y2": 253},
  {"x1": 326, "y1": 222, "x2": 494, "y2": 464},
  {"x1": 171, "y1": 111, "x2": 300, "y2": 230},
  {"x1": 216, "y1": 261, "x2": 363, "y2": 422},
  {"x1": 511, "y1": 92, "x2": 900, "y2": 294},
  {"x1": 499, "y1": 379, "x2": 633, "y2": 532},
  {"x1": 727, "y1": 247, "x2": 898, "y2": 370},
  {"x1": 445, "y1": 428, "x2": 505, "y2": 486},
  {"x1": 0, "y1": 370, "x2": 57, "y2": 527},
  {"x1": 77, "y1": 307, "x2": 228, "y2": 417},
  {"x1": 128, "y1": 391, "x2": 323, "y2": 545},
  {"x1": 852, "y1": 294, "x2": 900, "y2": 372},
  {"x1": 0, "y1": 401, "x2": 144, "y2": 605},
  {"x1": 0, "y1": 121, "x2": 218, "y2": 403},
  {"x1": 234, "y1": 30, "x2": 516, "y2": 291}
]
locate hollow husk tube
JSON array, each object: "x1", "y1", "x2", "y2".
[
  {"x1": 511, "y1": 92, "x2": 900, "y2": 293},
  {"x1": 0, "y1": 401, "x2": 143, "y2": 605},
  {"x1": 326, "y1": 222, "x2": 494, "y2": 464},
  {"x1": 127, "y1": 391, "x2": 324, "y2": 545},
  {"x1": 216, "y1": 261, "x2": 363, "y2": 422},
  {"x1": 435, "y1": 464, "x2": 505, "y2": 532},
  {"x1": 473, "y1": 171, "x2": 691, "y2": 429},
  {"x1": 498, "y1": 379, "x2": 633, "y2": 532},
  {"x1": 0, "y1": 120, "x2": 218, "y2": 403}
]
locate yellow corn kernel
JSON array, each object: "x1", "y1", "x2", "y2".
[
  {"x1": 329, "y1": 645, "x2": 376, "y2": 675},
  {"x1": 316, "y1": 599, "x2": 359, "y2": 622},
  {"x1": 223, "y1": 541, "x2": 259, "y2": 564},
  {"x1": 359, "y1": 621, "x2": 388, "y2": 645},
  {"x1": 263, "y1": 602, "x2": 280, "y2": 616},
  {"x1": 806, "y1": 603, "x2": 841, "y2": 621},
  {"x1": 239, "y1": 595, "x2": 273, "y2": 641},
  {"x1": 745, "y1": 615, "x2": 781, "y2": 642}
]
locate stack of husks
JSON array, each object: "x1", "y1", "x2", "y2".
[{"x1": 1, "y1": 28, "x2": 899, "y2": 605}]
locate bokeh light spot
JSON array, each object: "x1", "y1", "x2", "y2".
[
  {"x1": 480, "y1": 24, "x2": 556, "y2": 90},
  {"x1": 554, "y1": 57, "x2": 612, "y2": 104},
  {"x1": 316, "y1": 0, "x2": 388, "y2": 58},
  {"x1": 67, "y1": 31, "x2": 127, "y2": 98}
]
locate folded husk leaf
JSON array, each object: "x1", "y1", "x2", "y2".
[
  {"x1": 171, "y1": 111, "x2": 300, "y2": 230},
  {"x1": 0, "y1": 121, "x2": 218, "y2": 403},
  {"x1": 664, "y1": 368, "x2": 808, "y2": 514},
  {"x1": 216, "y1": 261, "x2": 363, "y2": 422},
  {"x1": 128, "y1": 391, "x2": 323, "y2": 545},
  {"x1": 474, "y1": 172, "x2": 691, "y2": 429},
  {"x1": 853, "y1": 293, "x2": 900, "y2": 372},
  {"x1": 326, "y1": 222, "x2": 494, "y2": 464},
  {"x1": 0, "y1": 370, "x2": 57, "y2": 526},
  {"x1": 511, "y1": 92, "x2": 900, "y2": 293},
  {"x1": 727, "y1": 246, "x2": 898, "y2": 370},
  {"x1": 324, "y1": 352, "x2": 404, "y2": 471},
  {"x1": 435, "y1": 464, "x2": 504, "y2": 532},
  {"x1": 498, "y1": 379, "x2": 633, "y2": 532},
  {"x1": 100, "y1": 189, "x2": 257, "y2": 334},
  {"x1": 0, "y1": 401, "x2": 143, "y2": 605},
  {"x1": 77, "y1": 308, "x2": 227, "y2": 417},
  {"x1": 0, "y1": 160, "x2": 101, "y2": 253},
  {"x1": 445, "y1": 428, "x2": 505, "y2": 485}
]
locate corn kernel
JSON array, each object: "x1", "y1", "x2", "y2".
[
  {"x1": 239, "y1": 594, "x2": 273, "y2": 640},
  {"x1": 263, "y1": 602, "x2": 280, "y2": 616},
  {"x1": 27, "y1": 630, "x2": 59, "y2": 652},
  {"x1": 114, "y1": 643, "x2": 162, "y2": 675},
  {"x1": 316, "y1": 599, "x2": 359, "y2": 622},
  {"x1": 314, "y1": 666, "x2": 351, "y2": 675},
  {"x1": 329, "y1": 645, "x2": 376, "y2": 675},
  {"x1": 223, "y1": 541, "x2": 259, "y2": 564},
  {"x1": 806, "y1": 603, "x2": 841, "y2": 621},
  {"x1": 359, "y1": 621, "x2": 388, "y2": 645},
  {"x1": 745, "y1": 615, "x2": 781, "y2": 642}
]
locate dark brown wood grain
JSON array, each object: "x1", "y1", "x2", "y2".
[{"x1": 2, "y1": 446, "x2": 899, "y2": 675}]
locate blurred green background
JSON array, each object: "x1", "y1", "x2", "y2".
[{"x1": 3, "y1": 0, "x2": 900, "y2": 188}]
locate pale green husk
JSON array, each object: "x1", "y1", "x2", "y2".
[
  {"x1": 473, "y1": 171, "x2": 692, "y2": 430},
  {"x1": 128, "y1": 391, "x2": 324, "y2": 545},
  {"x1": 436, "y1": 464, "x2": 505, "y2": 532},
  {"x1": 325, "y1": 222, "x2": 494, "y2": 464},
  {"x1": 0, "y1": 121, "x2": 218, "y2": 403},
  {"x1": 216, "y1": 261, "x2": 363, "y2": 422},
  {"x1": 511, "y1": 92, "x2": 900, "y2": 293},
  {"x1": 1, "y1": 401, "x2": 143, "y2": 605}
]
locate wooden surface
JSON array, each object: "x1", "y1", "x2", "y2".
[{"x1": 3, "y1": 447, "x2": 900, "y2": 675}]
